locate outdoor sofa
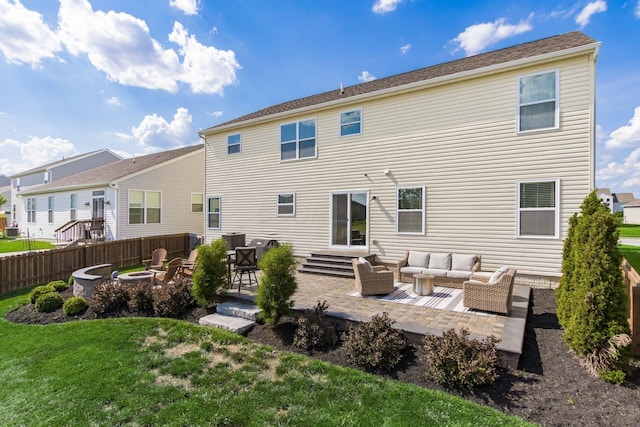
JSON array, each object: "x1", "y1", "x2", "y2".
[{"x1": 396, "y1": 251, "x2": 481, "y2": 289}]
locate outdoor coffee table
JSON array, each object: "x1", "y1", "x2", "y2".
[{"x1": 413, "y1": 274, "x2": 434, "y2": 296}]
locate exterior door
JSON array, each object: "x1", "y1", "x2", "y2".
[
  {"x1": 331, "y1": 192, "x2": 368, "y2": 248},
  {"x1": 92, "y1": 191, "x2": 105, "y2": 219}
]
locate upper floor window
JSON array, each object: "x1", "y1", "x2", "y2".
[
  {"x1": 227, "y1": 133, "x2": 241, "y2": 155},
  {"x1": 129, "y1": 190, "x2": 161, "y2": 224},
  {"x1": 27, "y1": 197, "x2": 36, "y2": 223},
  {"x1": 340, "y1": 109, "x2": 362, "y2": 136},
  {"x1": 517, "y1": 179, "x2": 559, "y2": 238},
  {"x1": 281, "y1": 119, "x2": 316, "y2": 161},
  {"x1": 48, "y1": 196, "x2": 54, "y2": 223},
  {"x1": 518, "y1": 70, "x2": 558, "y2": 132},
  {"x1": 397, "y1": 186, "x2": 425, "y2": 234},
  {"x1": 191, "y1": 193, "x2": 203, "y2": 213},
  {"x1": 207, "y1": 196, "x2": 221, "y2": 229},
  {"x1": 277, "y1": 193, "x2": 295, "y2": 216}
]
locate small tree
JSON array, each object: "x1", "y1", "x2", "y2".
[
  {"x1": 255, "y1": 243, "x2": 297, "y2": 325},
  {"x1": 0, "y1": 193, "x2": 7, "y2": 211},
  {"x1": 191, "y1": 239, "x2": 228, "y2": 307},
  {"x1": 556, "y1": 191, "x2": 631, "y2": 381}
]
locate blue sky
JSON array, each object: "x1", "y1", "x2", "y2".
[{"x1": 1, "y1": 0, "x2": 639, "y2": 196}]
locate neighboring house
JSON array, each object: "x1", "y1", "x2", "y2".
[
  {"x1": 10, "y1": 149, "x2": 122, "y2": 234},
  {"x1": 0, "y1": 174, "x2": 10, "y2": 225},
  {"x1": 16, "y1": 145, "x2": 204, "y2": 241},
  {"x1": 596, "y1": 188, "x2": 614, "y2": 213},
  {"x1": 199, "y1": 31, "x2": 600, "y2": 286},
  {"x1": 613, "y1": 192, "x2": 635, "y2": 213},
  {"x1": 623, "y1": 200, "x2": 640, "y2": 225}
]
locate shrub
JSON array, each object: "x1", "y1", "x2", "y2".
[
  {"x1": 127, "y1": 281, "x2": 155, "y2": 313},
  {"x1": 29, "y1": 285, "x2": 57, "y2": 304},
  {"x1": 35, "y1": 292, "x2": 64, "y2": 313},
  {"x1": 48, "y1": 280, "x2": 69, "y2": 292},
  {"x1": 63, "y1": 296, "x2": 88, "y2": 316},
  {"x1": 192, "y1": 239, "x2": 228, "y2": 307},
  {"x1": 342, "y1": 312, "x2": 407, "y2": 371},
  {"x1": 90, "y1": 281, "x2": 129, "y2": 315},
  {"x1": 256, "y1": 243, "x2": 297, "y2": 325},
  {"x1": 421, "y1": 327, "x2": 499, "y2": 390},
  {"x1": 556, "y1": 191, "x2": 631, "y2": 380},
  {"x1": 152, "y1": 278, "x2": 195, "y2": 318},
  {"x1": 294, "y1": 300, "x2": 337, "y2": 350},
  {"x1": 68, "y1": 275, "x2": 74, "y2": 289}
]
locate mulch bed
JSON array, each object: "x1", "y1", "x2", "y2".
[{"x1": 5, "y1": 288, "x2": 640, "y2": 426}]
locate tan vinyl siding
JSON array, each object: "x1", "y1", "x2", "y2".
[
  {"x1": 117, "y1": 152, "x2": 204, "y2": 239},
  {"x1": 204, "y1": 53, "x2": 595, "y2": 277}
]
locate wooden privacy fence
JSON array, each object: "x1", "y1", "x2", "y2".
[
  {"x1": 622, "y1": 259, "x2": 640, "y2": 356},
  {"x1": 0, "y1": 233, "x2": 192, "y2": 294}
]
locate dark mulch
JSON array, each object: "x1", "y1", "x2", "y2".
[{"x1": 5, "y1": 288, "x2": 640, "y2": 426}]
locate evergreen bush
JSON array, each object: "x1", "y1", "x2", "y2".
[
  {"x1": 29, "y1": 284, "x2": 57, "y2": 304},
  {"x1": 48, "y1": 280, "x2": 69, "y2": 292},
  {"x1": 555, "y1": 191, "x2": 631, "y2": 381},
  {"x1": 35, "y1": 292, "x2": 63, "y2": 313},
  {"x1": 63, "y1": 296, "x2": 88, "y2": 316},
  {"x1": 293, "y1": 300, "x2": 337, "y2": 350},
  {"x1": 421, "y1": 327, "x2": 499, "y2": 390},
  {"x1": 191, "y1": 240, "x2": 228, "y2": 306},
  {"x1": 255, "y1": 243, "x2": 297, "y2": 325},
  {"x1": 342, "y1": 312, "x2": 408, "y2": 371}
]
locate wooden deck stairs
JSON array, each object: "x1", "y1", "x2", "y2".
[{"x1": 298, "y1": 251, "x2": 376, "y2": 279}]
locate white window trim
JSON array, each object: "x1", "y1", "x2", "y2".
[
  {"x1": 207, "y1": 196, "x2": 221, "y2": 229},
  {"x1": 70, "y1": 193, "x2": 77, "y2": 221},
  {"x1": 517, "y1": 69, "x2": 559, "y2": 134},
  {"x1": 280, "y1": 117, "x2": 317, "y2": 162},
  {"x1": 339, "y1": 108, "x2": 362, "y2": 137},
  {"x1": 27, "y1": 197, "x2": 36, "y2": 223},
  {"x1": 227, "y1": 133, "x2": 241, "y2": 155},
  {"x1": 48, "y1": 195, "x2": 54, "y2": 224},
  {"x1": 396, "y1": 185, "x2": 425, "y2": 235},
  {"x1": 128, "y1": 190, "x2": 162, "y2": 225},
  {"x1": 191, "y1": 192, "x2": 204, "y2": 213},
  {"x1": 516, "y1": 178, "x2": 560, "y2": 239},
  {"x1": 276, "y1": 193, "x2": 296, "y2": 217}
]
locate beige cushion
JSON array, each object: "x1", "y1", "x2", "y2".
[
  {"x1": 408, "y1": 251, "x2": 430, "y2": 268},
  {"x1": 358, "y1": 257, "x2": 374, "y2": 272},
  {"x1": 489, "y1": 266, "x2": 510, "y2": 283},
  {"x1": 451, "y1": 254, "x2": 476, "y2": 271},
  {"x1": 429, "y1": 253, "x2": 451, "y2": 270}
]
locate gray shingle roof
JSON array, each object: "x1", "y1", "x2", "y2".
[
  {"x1": 21, "y1": 144, "x2": 203, "y2": 194},
  {"x1": 202, "y1": 31, "x2": 597, "y2": 133},
  {"x1": 613, "y1": 192, "x2": 635, "y2": 203},
  {"x1": 9, "y1": 149, "x2": 122, "y2": 178}
]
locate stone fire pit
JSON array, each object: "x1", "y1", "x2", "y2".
[{"x1": 117, "y1": 271, "x2": 156, "y2": 287}]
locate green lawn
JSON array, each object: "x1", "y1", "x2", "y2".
[
  {"x1": 618, "y1": 224, "x2": 640, "y2": 238},
  {"x1": 0, "y1": 289, "x2": 531, "y2": 426},
  {"x1": 619, "y1": 245, "x2": 640, "y2": 273},
  {"x1": 0, "y1": 238, "x2": 55, "y2": 253}
]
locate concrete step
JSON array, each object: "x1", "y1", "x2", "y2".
[
  {"x1": 297, "y1": 267, "x2": 355, "y2": 278},
  {"x1": 217, "y1": 301, "x2": 261, "y2": 321},
  {"x1": 198, "y1": 313, "x2": 255, "y2": 335}
]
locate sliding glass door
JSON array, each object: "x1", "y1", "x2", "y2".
[{"x1": 331, "y1": 192, "x2": 368, "y2": 248}]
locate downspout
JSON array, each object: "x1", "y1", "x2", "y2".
[{"x1": 199, "y1": 133, "x2": 207, "y2": 243}]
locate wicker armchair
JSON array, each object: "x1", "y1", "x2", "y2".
[
  {"x1": 463, "y1": 267, "x2": 516, "y2": 314},
  {"x1": 352, "y1": 259, "x2": 395, "y2": 296}
]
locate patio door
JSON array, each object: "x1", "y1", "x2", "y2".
[{"x1": 331, "y1": 191, "x2": 368, "y2": 248}]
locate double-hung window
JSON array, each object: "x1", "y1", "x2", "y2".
[
  {"x1": 27, "y1": 197, "x2": 36, "y2": 223},
  {"x1": 48, "y1": 196, "x2": 54, "y2": 223},
  {"x1": 277, "y1": 193, "x2": 295, "y2": 216},
  {"x1": 227, "y1": 133, "x2": 241, "y2": 154},
  {"x1": 517, "y1": 179, "x2": 559, "y2": 238},
  {"x1": 128, "y1": 190, "x2": 161, "y2": 224},
  {"x1": 207, "y1": 197, "x2": 221, "y2": 229},
  {"x1": 70, "y1": 194, "x2": 76, "y2": 220},
  {"x1": 340, "y1": 109, "x2": 362, "y2": 136},
  {"x1": 518, "y1": 70, "x2": 558, "y2": 132},
  {"x1": 397, "y1": 186, "x2": 425, "y2": 234},
  {"x1": 281, "y1": 119, "x2": 316, "y2": 161},
  {"x1": 191, "y1": 193, "x2": 203, "y2": 213}
]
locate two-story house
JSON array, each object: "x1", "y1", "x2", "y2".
[{"x1": 199, "y1": 31, "x2": 599, "y2": 286}]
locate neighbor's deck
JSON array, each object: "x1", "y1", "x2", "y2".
[{"x1": 231, "y1": 271, "x2": 530, "y2": 369}]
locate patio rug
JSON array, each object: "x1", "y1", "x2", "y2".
[{"x1": 347, "y1": 282, "x2": 492, "y2": 315}]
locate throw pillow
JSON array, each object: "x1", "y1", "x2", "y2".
[
  {"x1": 358, "y1": 257, "x2": 374, "y2": 272},
  {"x1": 429, "y1": 253, "x2": 452, "y2": 270},
  {"x1": 408, "y1": 251, "x2": 430, "y2": 268},
  {"x1": 451, "y1": 254, "x2": 477, "y2": 271},
  {"x1": 489, "y1": 266, "x2": 510, "y2": 283}
]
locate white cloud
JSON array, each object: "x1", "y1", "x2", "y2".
[
  {"x1": 209, "y1": 111, "x2": 223, "y2": 118},
  {"x1": 56, "y1": 0, "x2": 239, "y2": 94},
  {"x1": 372, "y1": 0, "x2": 403, "y2": 14},
  {"x1": 169, "y1": 0, "x2": 199, "y2": 16},
  {"x1": 597, "y1": 147, "x2": 640, "y2": 190},
  {"x1": 575, "y1": 0, "x2": 607, "y2": 28},
  {"x1": 0, "y1": 0, "x2": 62, "y2": 67},
  {"x1": 107, "y1": 96, "x2": 123, "y2": 107},
  {"x1": 358, "y1": 71, "x2": 376, "y2": 83},
  {"x1": 604, "y1": 106, "x2": 640, "y2": 149},
  {"x1": 131, "y1": 107, "x2": 196, "y2": 150},
  {"x1": 400, "y1": 43, "x2": 411, "y2": 54},
  {"x1": 636, "y1": 0, "x2": 640, "y2": 18},
  {"x1": 449, "y1": 16, "x2": 533, "y2": 56},
  {"x1": 0, "y1": 136, "x2": 77, "y2": 169}
]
